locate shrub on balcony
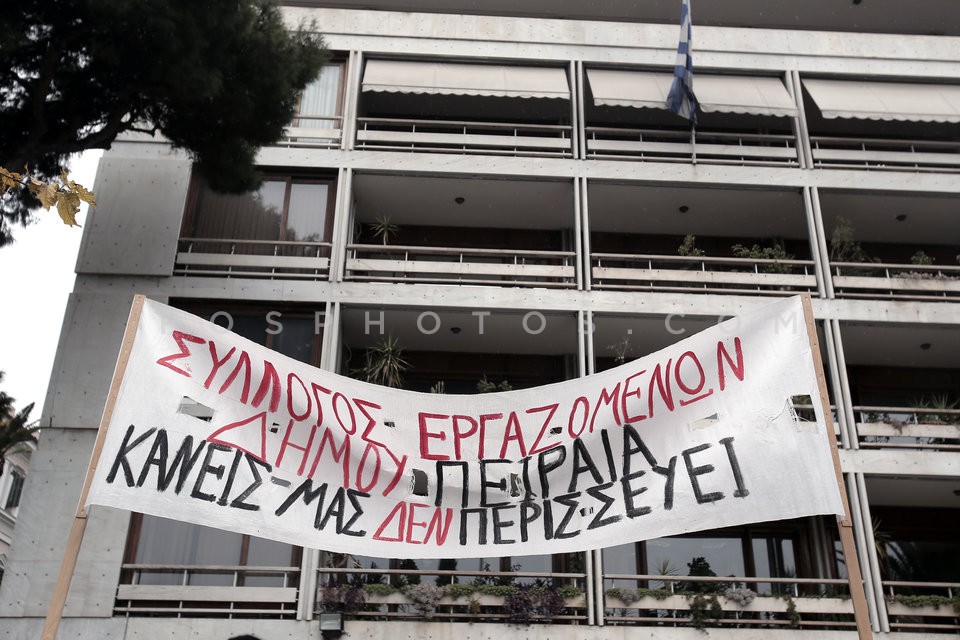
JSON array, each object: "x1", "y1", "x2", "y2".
[
  {"x1": 730, "y1": 242, "x2": 795, "y2": 274},
  {"x1": 918, "y1": 394, "x2": 960, "y2": 425},
  {"x1": 688, "y1": 593, "x2": 723, "y2": 631},
  {"x1": 678, "y1": 234, "x2": 705, "y2": 257},
  {"x1": 890, "y1": 593, "x2": 960, "y2": 613},
  {"x1": 404, "y1": 583, "x2": 445, "y2": 618},
  {"x1": 361, "y1": 583, "x2": 397, "y2": 597},
  {"x1": 830, "y1": 216, "x2": 871, "y2": 264},
  {"x1": 781, "y1": 593, "x2": 801, "y2": 628},
  {"x1": 723, "y1": 586, "x2": 757, "y2": 606},
  {"x1": 604, "y1": 586, "x2": 672, "y2": 604},
  {"x1": 502, "y1": 585, "x2": 568, "y2": 625},
  {"x1": 321, "y1": 583, "x2": 367, "y2": 613},
  {"x1": 477, "y1": 376, "x2": 512, "y2": 393}
]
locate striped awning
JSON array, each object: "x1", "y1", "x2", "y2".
[
  {"x1": 803, "y1": 78, "x2": 960, "y2": 123},
  {"x1": 362, "y1": 60, "x2": 570, "y2": 100},
  {"x1": 587, "y1": 70, "x2": 798, "y2": 118}
]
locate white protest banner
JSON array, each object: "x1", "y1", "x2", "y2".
[{"x1": 85, "y1": 296, "x2": 843, "y2": 558}]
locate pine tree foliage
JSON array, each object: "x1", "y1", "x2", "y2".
[{"x1": 1, "y1": 0, "x2": 329, "y2": 245}]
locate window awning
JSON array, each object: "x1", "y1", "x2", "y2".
[
  {"x1": 803, "y1": 78, "x2": 960, "y2": 123},
  {"x1": 587, "y1": 70, "x2": 798, "y2": 117},
  {"x1": 362, "y1": 60, "x2": 570, "y2": 100}
]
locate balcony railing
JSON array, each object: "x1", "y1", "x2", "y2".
[
  {"x1": 832, "y1": 262, "x2": 960, "y2": 301},
  {"x1": 345, "y1": 244, "x2": 577, "y2": 288},
  {"x1": 591, "y1": 253, "x2": 817, "y2": 295},
  {"x1": 279, "y1": 114, "x2": 343, "y2": 148},
  {"x1": 115, "y1": 564, "x2": 300, "y2": 618},
  {"x1": 174, "y1": 238, "x2": 332, "y2": 280},
  {"x1": 356, "y1": 117, "x2": 573, "y2": 157},
  {"x1": 854, "y1": 406, "x2": 960, "y2": 451},
  {"x1": 603, "y1": 573, "x2": 855, "y2": 630},
  {"x1": 317, "y1": 566, "x2": 588, "y2": 624},
  {"x1": 811, "y1": 136, "x2": 960, "y2": 173},
  {"x1": 884, "y1": 580, "x2": 960, "y2": 632},
  {"x1": 585, "y1": 127, "x2": 800, "y2": 166},
  {"x1": 112, "y1": 563, "x2": 960, "y2": 631}
]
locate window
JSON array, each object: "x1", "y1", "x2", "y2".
[
  {"x1": 4, "y1": 468, "x2": 25, "y2": 510},
  {"x1": 201, "y1": 306, "x2": 324, "y2": 367},
  {"x1": 872, "y1": 506, "x2": 960, "y2": 584},
  {"x1": 125, "y1": 514, "x2": 300, "y2": 587},
  {"x1": 297, "y1": 61, "x2": 345, "y2": 130},
  {"x1": 602, "y1": 524, "x2": 803, "y2": 595},
  {"x1": 185, "y1": 176, "x2": 336, "y2": 253}
]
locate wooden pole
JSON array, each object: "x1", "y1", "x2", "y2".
[
  {"x1": 41, "y1": 295, "x2": 147, "y2": 640},
  {"x1": 800, "y1": 294, "x2": 874, "y2": 640}
]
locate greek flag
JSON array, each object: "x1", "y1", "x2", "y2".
[{"x1": 666, "y1": 0, "x2": 697, "y2": 124}]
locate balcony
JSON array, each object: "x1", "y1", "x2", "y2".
[
  {"x1": 584, "y1": 69, "x2": 800, "y2": 167},
  {"x1": 869, "y1": 503, "x2": 960, "y2": 632},
  {"x1": 884, "y1": 581, "x2": 960, "y2": 632},
  {"x1": 803, "y1": 77, "x2": 960, "y2": 173},
  {"x1": 356, "y1": 59, "x2": 573, "y2": 158},
  {"x1": 175, "y1": 175, "x2": 335, "y2": 281},
  {"x1": 832, "y1": 262, "x2": 960, "y2": 301},
  {"x1": 280, "y1": 114, "x2": 344, "y2": 149},
  {"x1": 591, "y1": 253, "x2": 816, "y2": 295},
  {"x1": 345, "y1": 173, "x2": 578, "y2": 289},
  {"x1": 347, "y1": 244, "x2": 575, "y2": 287},
  {"x1": 339, "y1": 306, "x2": 578, "y2": 390},
  {"x1": 356, "y1": 117, "x2": 572, "y2": 157},
  {"x1": 175, "y1": 238, "x2": 331, "y2": 279},
  {"x1": 603, "y1": 574, "x2": 856, "y2": 630},
  {"x1": 853, "y1": 406, "x2": 960, "y2": 452},
  {"x1": 821, "y1": 191, "x2": 960, "y2": 301},
  {"x1": 277, "y1": 61, "x2": 345, "y2": 149},
  {"x1": 317, "y1": 564, "x2": 587, "y2": 624},
  {"x1": 115, "y1": 564, "x2": 300, "y2": 618},
  {"x1": 586, "y1": 127, "x2": 799, "y2": 166},
  {"x1": 588, "y1": 183, "x2": 816, "y2": 295},
  {"x1": 810, "y1": 136, "x2": 960, "y2": 173}
]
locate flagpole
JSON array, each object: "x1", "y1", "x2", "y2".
[
  {"x1": 41, "y1": 294, "x2": 147, "y2": 640},
  {"x1": 690, "y1": 124, "x2": 697, "y2": 164},
  {"x1": 800, "y1": 294, "x2": 873, "y2": 640}
]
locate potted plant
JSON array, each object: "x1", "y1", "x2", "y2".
[
  {"x1": 369, "y1": 214, "x2": 399, "y2": 246},
  {"x1": 355, "y1": 334, "x2": 410, "y2": 388}
]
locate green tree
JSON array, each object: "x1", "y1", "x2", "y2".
[
  {"x1": 0, "y1": 372, "x2": 39, "y2": 476},
  {"x1": 1, "y1": 0, "x2": 329, "y2": 245}
]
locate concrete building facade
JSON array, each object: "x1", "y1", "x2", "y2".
[{"x1": 1, "y1": 2, "x2": 958, "y2": 638}]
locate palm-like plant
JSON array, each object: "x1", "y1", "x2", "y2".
[
  {"x1": 0, "y1": 373, "x2": 39, "y2": 476},
  {"x1": 369, "y1": 215, "x2": 399, "y2": 246},
  {"x1": 355, "y1": 335, "x2": 410, "y2": 388}
]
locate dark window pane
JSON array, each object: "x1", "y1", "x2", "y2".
[
  {"x1": 885, "y1": 540, "x2": 960, "y2": 582},
  {"x1": 270, "y1": 316, "x2": 317, "y2": 364},
  {"x1": 4, "y1": 469, "x2": 25, "y2": 509},
  {"x1": 645, "y1": 536, "x2": 745, "y2": 581},
  {"x1": 210, "y1": 312, "x2": 269, "y2": 344},
  {"x1": 191, "y1": 179, "x2": 284, "y2": 243}
]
